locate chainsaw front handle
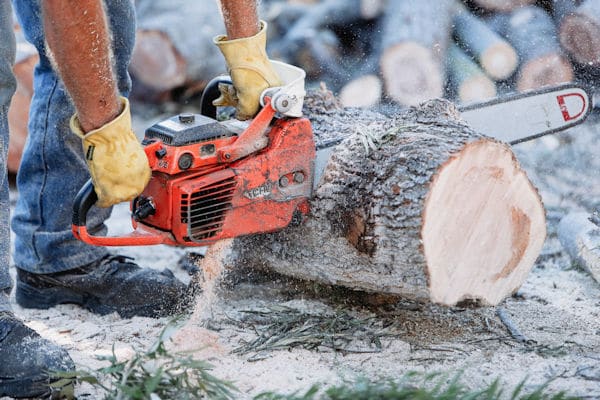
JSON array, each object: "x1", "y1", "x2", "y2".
[{"x1": 71, "y1": 179, "x2": 172, "y2": 246}]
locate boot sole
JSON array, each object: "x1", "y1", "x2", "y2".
[
  {"x1": 16, "y1": 280, "x2": 172, "y2": 318},
  {"x1": 0, "y1": 376, "x2": 51, "y2": 398}
]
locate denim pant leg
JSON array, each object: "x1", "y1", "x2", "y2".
[
  {"x1": 0, "y1": 0, "x2": 16, "y2": 311},
  {"x1": 11, "y1": 0, "x2": 136, "y2": 274}
]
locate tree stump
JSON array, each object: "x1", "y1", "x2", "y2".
[{"x1": 224, "y1": 89, "x2": 546, "y2": 306}]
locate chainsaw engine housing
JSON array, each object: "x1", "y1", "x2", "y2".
[{"x1": 133, "y1": 113, "x2": 315, "y2": 246}]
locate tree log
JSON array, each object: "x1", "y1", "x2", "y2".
[
  {"x1": 380, "y1": 0, "x2": 457, "y2": 106},
  {"x1": 447, "y1": 44, "x2": 497, "y2": 104},
  {"x1": 339, "y1": 74, "x2": 382, "y2": 108},
  {"x1": 268, "y1": 0, "x2": 382, "y2": 89},
  {"x1": 558, "y1": 0, "x2": 600, "y2": 66},
  {"x1": 471, "y1": 0, "x2": 535, "y2": 12},
  {"x1": 224, "y1": 89, "x2": 546, "y2": 306},
  {"x1": 131, "y1": 0, "x2": 226, "y2": 93},
  {"x1": 454, "y1": 8, "x2": 518, "y2": 80},
  {"x1": 504, "y1": 6, "x2": 574, "y2": 91}
]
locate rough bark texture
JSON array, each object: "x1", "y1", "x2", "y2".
[
  {"x1": 379, "y1": 0, "x2": 457, "y2": 106},
  {"x1": 559, "y1": 0, "x2": 600, "y2": 66},
  {"x1": 224, "y1": 89, "x2": 546, "y2": 306}
]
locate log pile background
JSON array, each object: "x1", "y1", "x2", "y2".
[
  {"x1": 127, "y1": 0, "x2": 600, "y2": 107},
  {"x1": 7, "y1": 0, "x2": 600, "y2": 174}
]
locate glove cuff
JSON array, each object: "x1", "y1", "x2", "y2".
[
  {"x1": 70, "y1": 97, "x2": 130, "y2": 140},
  {"x1": 213, "y1": 20, "x2": 268, "y2": 47}
]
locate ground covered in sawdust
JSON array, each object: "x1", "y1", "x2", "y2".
[{"x1": 4, "y1": 106, "x2": 600, "y2": 399}]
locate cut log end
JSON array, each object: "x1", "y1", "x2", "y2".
[
  {"x1": 458, "y1": 75, "x2": 497, "y2": 103},
  {"x1": 381, "y1": 42, "x2": 444, "y2": 106},
  {"x1": 130, "y1": 30, "x2": 187, "y2": 91},
  {"x1": 339, "y1": 74, "x2": 382, "y2": 108},
  {"x1": 423, "y1": 139, "x2": 546, "y2": 306},
  {"x1": 517, "y1": 53, "x2": 574, "y2": 92},
  {"x1": 481, "y1": 42, "x2": 519, "y2": 81},
  {"x1": 559, "y1": 14, "x2": 600, "y2": 66}
]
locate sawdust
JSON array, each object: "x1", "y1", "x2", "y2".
[
  {"x1": 4, "y1": 111, "x2": 600, "y2": 400},
  {"x1": 169, "y1": 239, "x2": 233, "y2": 356}
]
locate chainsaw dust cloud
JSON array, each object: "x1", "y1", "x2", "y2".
[{"x1": 169, "y1": 239, "x2": 234, "y2": 356}]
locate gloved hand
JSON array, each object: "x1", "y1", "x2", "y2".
[
  {"x1": 70, "y1": 97, "x2": 151, "y2": 208},
  {"x1": 213, "y1": 21, "x2": 282, "y2": 120}
]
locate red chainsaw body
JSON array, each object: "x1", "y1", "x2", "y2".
[{"x1": 73, "y1": 102, "x2": 316, "y2": 247}]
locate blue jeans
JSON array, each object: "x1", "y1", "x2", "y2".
[
  {"x1": 0, "y1": 0, "x2": 16, "y2": 311},
  {"x1": 8, "y1": 0, "x2": 136, "y2": 277}
]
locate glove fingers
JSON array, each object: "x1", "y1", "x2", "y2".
[{"x1": 212, "y1": 83, "x2": 238, "y2": 108}]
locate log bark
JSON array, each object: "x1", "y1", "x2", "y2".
[
  {"x1": 504, "y1": 6, "x2": 574, "y2": 91},
  {"x1": 558, "y1": 0, "x2": 600, "y2": 66},
  {"x1": 447, "y1": 44, "x2": 497, "y2": 104},
  {"x1": 471, "y1": 0, "x2": 535, "y2": 12},
  {"x1": 454, "y1": 8, "x2": 518, "y2": 80},
  {"x1": 224, "y1": 89, "x2": 547, "y2": 306},
  {"x1": 379, "y1": 0, "x2": 457, "y2": 106}
]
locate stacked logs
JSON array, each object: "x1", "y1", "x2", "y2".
[
  {"x1": 7, "y1": 0, "x2": 600, "y2": 174},
  {"x1": 125, "y1": 0, "x2": 599, "y2": 107}
]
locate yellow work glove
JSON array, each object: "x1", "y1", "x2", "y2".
[
  {"x1": 213, "y1": 21, "x2": 282, "y2": 120},
  {"x1": 70, "y1": 97, "x2": 151, "y2": 208}
]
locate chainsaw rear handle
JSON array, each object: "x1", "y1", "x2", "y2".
[
  {"x1": 72, "y1": 179, "x2": 96, "y2": 229},
  {"x1": 71, "y1": 179, "x2": 170, "y2": 246}
]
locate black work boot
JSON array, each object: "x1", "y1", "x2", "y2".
[
  {"x1": 16, "y1": 255, "x2": 188, "y2": 318},
  {"x1": 0, "y1": 311, "x2": 74, "y2": 398}
]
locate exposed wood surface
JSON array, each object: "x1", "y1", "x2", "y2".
[
  {"x1": 504, "y1": 6, "x2": 574, "y2": 91},
  {"x1": 380, "y1": 0, "x2": 457, "y2": 106},
  {"x1": 559, "y1": 0, "x2": 600, "y2": 66},
  {"x1": 454, "y1": 8, "x2": 518, "y2": 80},
  {"x1": 225, "y1": 89, "x2": 546, "y2": 306},
  {"x1": 447, "y1": 44, "x2": 497, "y2": 103},
  {"x1": 339, "y1": 74, "x2": 382, "y2": 108}
]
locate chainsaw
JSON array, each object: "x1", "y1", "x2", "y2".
[{"x1": 72, "y1": 61, "x2": 593, "y2": 247}]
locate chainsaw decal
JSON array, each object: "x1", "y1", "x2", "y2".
[
  {"x1": 243, "y1": 181, "x2": 273, "y2": 200},
  {"x1": 556, "y1": 92, "x2": 587, "y2": 122}
]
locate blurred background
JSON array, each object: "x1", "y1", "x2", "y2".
[{"x1": 7, "y1": 0, "x2": 600, "y2": 174}]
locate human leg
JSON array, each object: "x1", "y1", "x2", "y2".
[
  {"x1": 11, "y1": 0, "x2": 187, "y2": 317},
  {"x1": 0, "y1": 3, "x2": 74, "y2": 397}
]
